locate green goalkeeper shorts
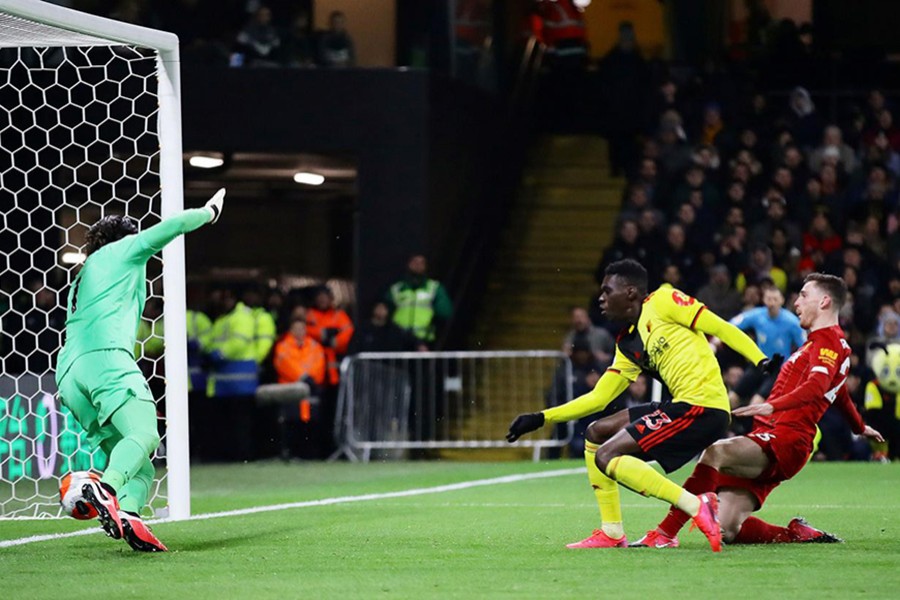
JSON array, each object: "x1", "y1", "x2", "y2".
[{"x1": 57, "y1": 349, "x2": 155, "y2": 450}]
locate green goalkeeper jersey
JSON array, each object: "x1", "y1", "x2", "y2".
[{"x1": 55, "y1": 208, "x2": 211, "y2": 383}]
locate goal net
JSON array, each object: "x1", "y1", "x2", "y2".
[{"x1": 0, "y1": 1, "x2": 189, "y2": 519}]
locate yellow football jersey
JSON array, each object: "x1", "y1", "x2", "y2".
[{"x1": 609, "y1": 287, "x2": 730, "y2": 412}]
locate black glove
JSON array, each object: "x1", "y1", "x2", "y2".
[
  {"x1": 506, "y1": 412, "x2": 545, "y2": 443},
  {"x1": 758, "y1": 354, "x2": 784, "y2": 375}
]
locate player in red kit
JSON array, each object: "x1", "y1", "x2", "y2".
[{"x1": 633, "y1": 273, "x2": 884, "y2": 548}]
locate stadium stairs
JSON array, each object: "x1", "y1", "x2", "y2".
[{"x1": 441, "y1": 134, "x2": 623, "y2": 460}]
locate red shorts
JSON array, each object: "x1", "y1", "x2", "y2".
[{"x1": 716, "y1": 426, "x2": 814, "y2": 508}]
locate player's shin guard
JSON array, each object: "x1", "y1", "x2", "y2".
[
  {"x1": 585, "y1": 441, "x2": 624, "y2": 539},
  {"x1": 657, "y1": 463, "x2": 720, "y2": 537},
  {"x1": 732, "y1": 516, "x2": 792, "y2": 544}
]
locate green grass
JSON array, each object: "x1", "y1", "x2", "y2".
[{"x1": 1, "y1": 461, "x2": 898, "y2": 599}]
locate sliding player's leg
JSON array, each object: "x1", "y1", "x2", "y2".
[
  {"x1": 637, "y1": 434, "x2": 768, "y2": 546},
  {"x1": 567, "y1": 408, "x2": 634, "y2": 548}
]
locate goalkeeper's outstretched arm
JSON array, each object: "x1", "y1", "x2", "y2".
[{"x1": 127, "y1": 188, "x2": 226, "y2": 263}]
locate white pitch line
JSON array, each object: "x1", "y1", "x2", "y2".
[{"x1": 0, "y1": 467, "x2": 583, "y2": 549}]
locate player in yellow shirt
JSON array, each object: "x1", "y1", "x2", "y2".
[{"x1": 507, "y1": 259, "x2": 780, "y2": 551}]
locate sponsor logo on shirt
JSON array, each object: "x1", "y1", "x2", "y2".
[{"x1": 819, "y1": 347, "x2": 838, "y2": 366}]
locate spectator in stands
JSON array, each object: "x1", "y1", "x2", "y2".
[
  {"x1": 386, "y1": 254, "x2": 453, "y2": 349},
  {"x1": 280, "y1": 10, "x2": 315, "y2": 67},
  {"x1": 861, "y1": 108, "x2": 900, "y2": 152},
  {"x1": 671, "y1": 164, "x2": 721, "y2": 223},
  {"x1": 186, "y1": 301, "x2": 212, "y2": 460},
  {"x1": 655, "y1": 222, "x2": 702, "y2": 293},
  {"x1": 768, "y1": 225, "x2": 801, "y2": 273},
  {"x1": 620, "y1": 183, "x2": 653, "y2": 218},
  {"x1": 697, "y1": 102, "x2": 733, "y2": 151},
  {"x1": 866, "y1": 309, "x2": 900, "y2": 366},
  {"x1": 816, "y1": 163, "x2": 847, "y2": 229},
  {"x1": 547, "y1": 338, "x2": 612, "y2": 457},
  {"x1": 206, "y1": 287, "x2": 260, "y2": 460},
  {"x1": 848, "y1": 164, "x2": 898, "y2": 224},
  {"x1": 243, "y1": 286, "x2": 277, "y2": 365},
  {"x1": 619, "y1": 373, "x2": 652, "y2": 409},
  {"x1": 273, "y1": 318, "x2": 326, "y2": 392},
  {"x1": 809, "y1": 125, "x2": 858, "y2": 174},
  {"x1": 749, "y1": 189, "x2": 802, "y2": 250},
  {"x1": 783, "y1": 86, "x2": 822, "y2": 150},
  {"x1": 656, "y1": 112, "x2": 692, "y2": 179},
  {"x1": 594, "y1": 218, "x2": 647, "y2": 283},
  {"x1": 736, "y1": 245, "x2": 787, "y2": 292},
  {"x1": 562, "y1": 306, "x2": 614, "y2": 366},
  {"x1": 597, "y1": 21, "x2": 651, "y2": 176},
  {"x1": 234, "y1": 4, "x2": 282, "y2": 67},
  {"x1": 647, "y1": 78, "x2": 689, "y2": 133},
  {"x1": 696, "y1": 264, "x2": 743, "y2": 321},
  {"x1": 727, "y1": 283, "x2": 805, "y2": 407},
  {"x1": 348, "y1": 301, "x2": 421, "y2": 354},
  {"x1": 862, "y1": 130, "x2": 900, "y2": 177},
  {"x1": 631, "y1": 157, "x2": 660, "y2": 203},
  {"x1": 306, "y1": 285, "x2": 354, "y2": 387},
  {"x1": 318, "y1": 10, "x2": 355, "y2": 67}
]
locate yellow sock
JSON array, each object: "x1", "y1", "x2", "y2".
[
  {"x1": 585, "y1": 442, "x2": 624, "y2": 539},
  {"x1": 607, "y1": 455, "x2": 700, "y2": 515}
]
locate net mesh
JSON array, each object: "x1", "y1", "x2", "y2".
[
  {"x1": 0, "y1": 38, "x2": 168, "y2": 518},
  {"x1": 0, "y1": 12, "x2": 116, "y2": 48}
]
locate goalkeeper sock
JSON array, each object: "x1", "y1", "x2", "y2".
[
  {"x1": 118, "y1": 458, "x2": 155, "y2": 515},
  {"x1": 102, "y1": 400, "x2": 160, "y2": 493},
  {"x1": 733, "y1": 516, "x2": 792, "y2": 544},
  {"x1": 656, "y1": 463, "x2": 719, "y2": 536},
  {"x1": 585, "y1": 441, "x2": 624, "y2": 539},
  {"x1": 606, "y1": 455, "x2": 700, "y2": 516}
]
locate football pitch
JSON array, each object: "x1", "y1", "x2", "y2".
[{"x1": 1, "y1": 460, "x2": 897, "y2": 600}]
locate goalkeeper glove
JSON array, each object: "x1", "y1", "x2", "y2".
[
  {"x1": 506, "y1": 412, "x2": 545, "y2": 443},
  {"x1": 205, "y1": 188, "x2": 226, "y2": 224},
  {"x1": 758, "y1": 354, "x2": 784, "y2": 375}
]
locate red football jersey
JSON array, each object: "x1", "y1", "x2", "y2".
[{"x1": 757, "y1": 324, "x2": 862, "y2": 443}]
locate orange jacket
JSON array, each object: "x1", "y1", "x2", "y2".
[
  {"x1": 273, "y1": 333, "x2": 326, "y2": 386},
  {"x1": 306, "y1": 307, "x2": 354, "y2": 385}
]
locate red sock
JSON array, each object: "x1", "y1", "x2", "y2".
[
  {"x1": 657, "y1": 463, "x2": 719, "y2": 537},
  {"x1": 732, "y1": 516, "x2": 792, "y2": 544}
]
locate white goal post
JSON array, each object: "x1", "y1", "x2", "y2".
[{"x1": 0, "y1": 0, "x2": 189, "y2": 519}]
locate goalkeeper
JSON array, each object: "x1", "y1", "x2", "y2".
[
  {"x1": 55, "y1": 189, "x2": 226, "y2": 552},
  {"x1": 507, "y1": 259, "x2": 777, "y2": 551}
]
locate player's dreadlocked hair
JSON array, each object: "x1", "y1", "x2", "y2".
[
  {"x1": 803, "y1": 272, "x2": 848, "y2": 311},
  {"x1": 84, "y1": 215, "x2": 138, "y2": 256},
  {"x1": 605, "y1": 259, "x2": 648, "y2": 295}
]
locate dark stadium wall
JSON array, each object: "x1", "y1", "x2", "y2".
[{"x1": 180, "y1": 66, "x2": 494, "y2": 319}]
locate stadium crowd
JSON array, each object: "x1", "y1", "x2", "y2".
[
  {"x1": 54, "y1": 1, "x2": 351, "y2": 69},
  {"x1": 573, "y1": 21, "x2": 900, "y2": 464}
]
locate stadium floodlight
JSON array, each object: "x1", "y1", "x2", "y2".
[
  {"x1": 188, "y1": 153, "x2": 225, "y2": 169},
  {"x1": 0, "y1": 0, "x2": 190, "y2": 520},
  {"x1": 60, "y1": 252, "x2": 86, "y2": 265},
  {"x1": 294, "y1": 172, "x2": 325, "y2": 185}
]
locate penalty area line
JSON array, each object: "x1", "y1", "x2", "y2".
[{"x1": 0, "y1": 467, "x2": 582, "y2": 549}]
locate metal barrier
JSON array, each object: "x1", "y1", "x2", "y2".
[{"x1": 330, "y1": 351, "x2": 573, "y2": 462}]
